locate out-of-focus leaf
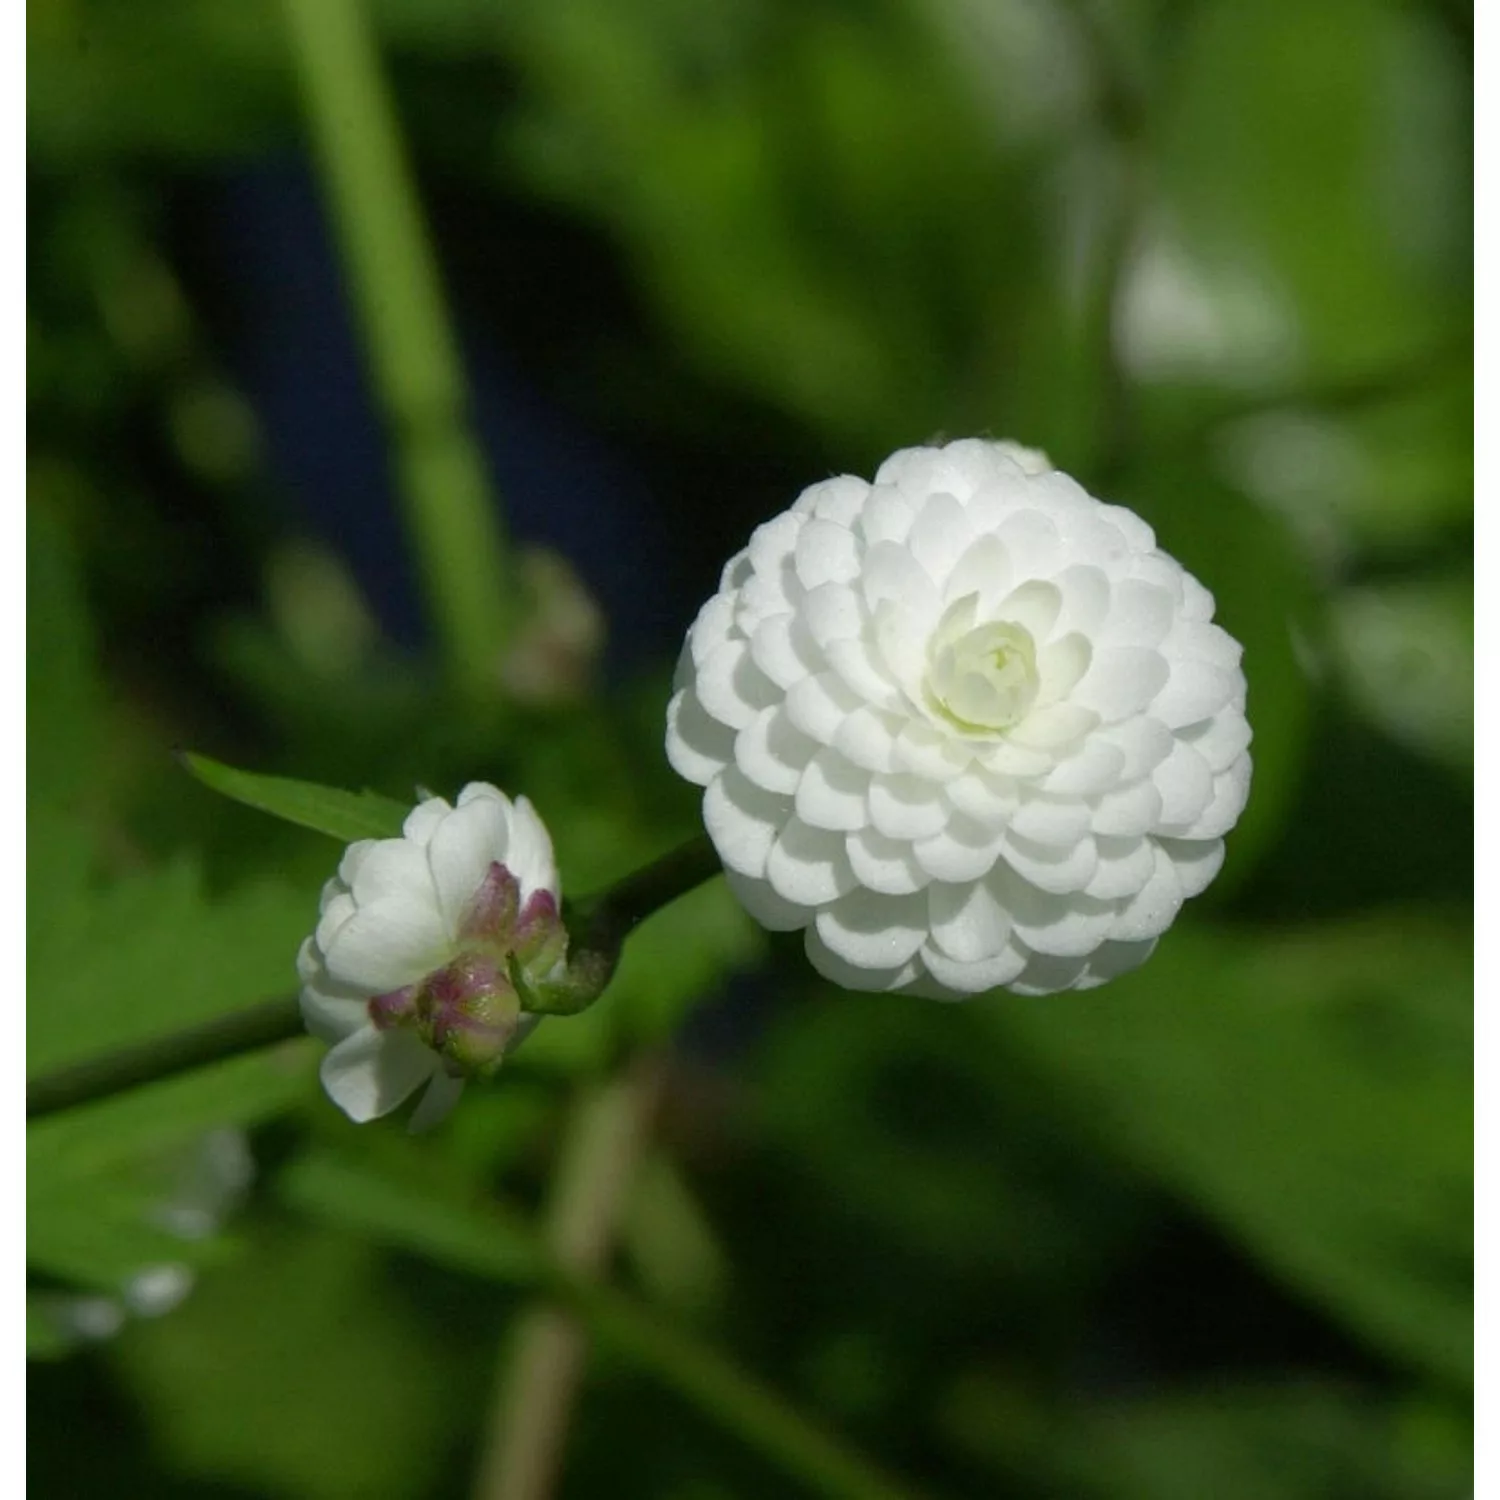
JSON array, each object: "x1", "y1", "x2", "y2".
[
  {"x1": 28, "y1": 502, "x2": 100, "y2": 812},
  {"x1": 942, "y1": 1374, "x2": 1471, "y2": 1500},
  {"x1": 1153, "y1": 0, "x2": 1466, "y2": 388},
  {"x1": 990, "y1": 911, "x2": 1472, "y2": 1385},
  {"x1": 180, "y1": 752, "x2": 412, "y2": 843},
  {"x1": 1328, "y1": 573, "x2": 1472, "y2": 775},
  {"x1": 281, "y1": 1149, "x2": 546, "y2": 1287},
  {"x1": 113, "y1": 1224, "x2": 470, "y2": 1500}
]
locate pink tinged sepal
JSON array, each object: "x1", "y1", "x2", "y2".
[{"x1": 457, "y1": 861, "x2": 523, "y2": 945}]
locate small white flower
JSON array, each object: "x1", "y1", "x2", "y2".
[
  {"x1": 298, "y1": 783, "x2": 563, "y2": 1128},
  {"x1": 666, "y1": 439, "x2": 1252, "y2": 997}
]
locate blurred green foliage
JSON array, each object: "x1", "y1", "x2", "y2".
[{"x1": 28, "y1": 0, "x2": 1470, "y2": 1496}]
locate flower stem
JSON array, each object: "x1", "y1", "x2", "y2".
[
  {"x1": 25, "y1": 998, "x2": 306, "y2": 1121},
  {"x1": 530, "y1": 835, "x2": 726, "y2": 1015},
  {"x1": 280, "y1": 0, "x2": 514, "y2": 691},
  {"x1": 471, "y1": 1058, "x2": 665, "y2": 1500}
]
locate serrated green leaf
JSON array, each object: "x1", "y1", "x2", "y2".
[{"x1": 180, "y1": 751, "x2": 410, "y2": 843}]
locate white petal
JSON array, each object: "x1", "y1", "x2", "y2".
[
  {"x1": 1082, "y1": 937, "x2": 1159, "y2": 986},
  {"x1": 747, "y1": 511, "x2": 803, "y2": 577},
  {"x1": 1091, "y1": 779, "x2": 1164, "y2": 837},
  {"x1": 1180, "y1": 573, "x2": 1216, "y2": 621},
  {"x1": 402, "y1": 797, "x2": 451, "y2": 846},
  {"x1": 833, "y1": 705, "x2": 901, "y2": 773},
  {"x1": 696, "y1": 639, "x2": 781, "y2": 730},
  {"x1": 1102, "y1": 579, "x2": 1176, "y2": 648},
  {"x1": 323, "y1": 897, "x2": 451, "y2": 992},
  {"x1": 907, "y1": 491, "x2": 974, "y2": 585},
  {"x1": 1034, "y1": 633, "x2": 1093, "y2": 706},
  {"x1": 796, "y1": 747, "x2": 871, "y2": 831},
  {"x1": 666, "y1": 689, "x2": 736, "y2": 785},
  {"x1": 1157, "y1": 837, "x2": 1226, "y2": 897},
  {"x1": 1174, "y1": 758, "x2": 1252, "y2": 839},
  {"x1": 856, "y1": 485, "x2": 918, "y2": 547},
  {"x1": 815, "y1": 888, "x2": 929, "y2": 969},
  {"x1": 1152, "y1": 740, "x2": 1215, "y2": 827},
  {"x1": 507, "y1": 797, "x2": 560, "y2": 899},
  {"x1": 860, "y1": 540, "x2": 940, "y2": 615},
  {"x1": 1097, "y1": 716, "x2": 1175, "y2": 780},
  {"x1": 944, "y1": 535, "x2": 1013, "y2": 613},
  {"x1": 927, "y1": 878, "x2": 1013, "y2": 962},
  {"x1": 868, "y1": 772, "x2": 949, "y2": 841},
  {"x1": 920, "y1": 941, "x2": 1027, "y2": 995},
  {"x1": 824, "y1": 636, "x2": 904, "y2": 710},
  {"x1": 688, "y1": 593, "x2": 738, "y2": 664},
  {"x1": 1008, "y1": 794, "x2": 1091, "y2": 847},
  {"x1": 337, "y1": 840, "x2": 377, "y2": 889},
  {"x1": 892, "y1": 722, "x2": 971, "y2": 781},
  {"x1": 1165, "y1": 619, "x2": 1243, "y2": 672},
  {"x1": 911, "y1": 816, "x2": 1006, "y2": 882},
  {"x1": 794, "y1": 518, "x2": 861, "y2": 590},
  {"x1": 1042, "y1": 740, "x2": 1127, "y2": 796},
  {"x1": 871, "y1": 599, "x2": 931, "y2": 699},
  {"x1": 737, "y1": 706, "x2": 818, "y2": 796},
  {"x1": 846, "y1": 827, "x2": 931, "y2": 894},
  {"x1": 995, "y1": 579, "x2": 1062, "y2": 640},
  {"x1": 1179, "y1": 710, "x2": 1253, "y2": 773},
  {"x1": 785, "y1": 671, "x2": 862, "y2": 746},
  {"x1": 801, "y1": 581, "x2": 864, "y2": 647},
  {"x1": 703, "y1": 768, "x2": 791, "y2": 879},
  {"x1": 1150, "y1": 661, "x2": 1240, "y2": 729},
  {"x1": 944, "y1": 765, "x2": 1020, "y2": 827},
  {"x1": 1008, "y1": 703, "x2": 1098, "y2": 752},
  {"x1": 995, "y1": 509, "x2": 1063, "y2": 582},
  {"x1": 1051, "y1": 565, "x2": 1112, "y2": 636},
  {"x1": 1000, "y1": 867, "x2": 1115, "y2": 957},
  {"x1": 1083, "y1": 836, "x2": 1157, "y2": 900},
  {"x1": 407, "y1": 1069, "x2": 466, "y2": 1134},
  {"x1": 976, "y1": 738, "x2": 1057, "y2": 779},
  {"x1": 347, "y1": 838, "x2": 434, "y2": 909},
  {"x1": 750, "y1": 613, "x2": 822, "y2": 689},
  {"x1": 298, "y1": 942, "x2": 370, "y2": 1044},
  {"x1": 1070, "y1": 647, "x2": 1170, "y2": 721},
  {"x1": 427, "y1": 796, "x2": 510, "y2": 937},
  {"x1": 724, "y1": 869, "x2": 810, "y2": 931},
  {"x1": 999, "y1": 830, "x2": 1098, "y2": 894},
  {"x1": 795, "y1": 474, "x2": 869, "y2": 526},
  {"x1": 315, "y1": 890, "x2": 359, "y2": 955},
  {"x1": 1109, "y1": 845, "x2": 1184, "y2": 943},
  {"x1": 805, "y1": 925, "x2": 921, "y2": 992},
  {"x1": 320, "y1": 1027, "x2": 436, "y2": 1123},
  {"x1": 1006, "y1": 947, "x2": 1093, "y2": 995},
  {"x1": 766, "y1": 818, "x2": 858, "y2": 905},
  {"x1": 1095, "y1": 501, "x2": 1155, "y2": 553}
]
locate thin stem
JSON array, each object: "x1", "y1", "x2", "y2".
[
  {"x1": 472, "y1": 1059, "x2": 665, "y2": 1500},
  {"x1": 26, "y1": 998, "x2": 305, "y2": 1120},
  {"x1": 530, "y1": 835, "x2": 725, "y2": 1014},
  {"x1": 280, "y1": 0, "x2": 513, "y2": 690}
]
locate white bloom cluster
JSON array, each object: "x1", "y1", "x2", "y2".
[
  {"x1": 298, "y1": 783, "x2": 561, "y2": 1127},
  {"x1": 666, "y1": 440, "x2": 1251, "y2": 997}
]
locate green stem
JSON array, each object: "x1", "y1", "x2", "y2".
[
  {"x1": 280, "y1": 0, "x2": 513, "y2": 690},
  {"x1": 25, "y1": 998, "x2": 305, "y2": 1120},
  {"x1": 285, "y1": 1150, "x2": 926, "y2": 1500},
  {"x1": 530, "y1": 835, "x2": 726, "y2": 1015},
  {"x1": 472, "y1": 1060, "x2": 665, "y2": 1500}
]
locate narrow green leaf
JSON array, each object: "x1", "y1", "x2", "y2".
[{"x1": 180, "y1": 752, "x2": 409, "y2": 843}]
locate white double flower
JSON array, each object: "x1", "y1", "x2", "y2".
[{"x1": 667, "y1": 439, "x2": 1252, "y2": 997}]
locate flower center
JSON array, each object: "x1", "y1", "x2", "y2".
[{"x1": 924, "y1": 601, "x2": 1039, "y2": 733}]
